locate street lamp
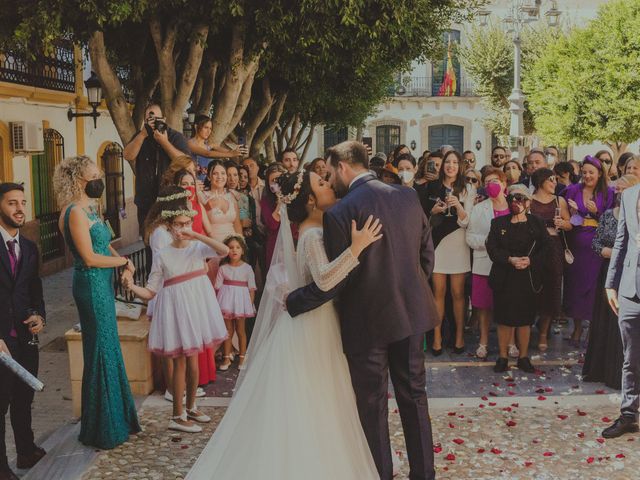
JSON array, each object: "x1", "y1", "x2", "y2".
[
  {"x1": 477, "y1": 1, "x2": 561, "y2": 159},
  {"x1": 67, "y1": 71, "x2": 102, "y2": 128}
]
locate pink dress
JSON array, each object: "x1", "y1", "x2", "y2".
[
  {"x1": 206, "y1": 191, "x2": 237, "y2": 242},
  {"x1": 215, "y1": 263, "x2": 257, "y2": 319}
]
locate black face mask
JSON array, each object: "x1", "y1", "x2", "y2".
[{"x1": 85, "y1": 179, "x2": 105, "y2": 198}]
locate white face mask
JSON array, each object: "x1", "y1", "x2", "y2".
[{"x1": 398, "y1": 170, "x2": 415, "y2": 184}]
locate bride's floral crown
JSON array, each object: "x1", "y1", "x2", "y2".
[
  {"x1": 276, "y1": 169, "x2": 305, "y2": 205},
  {"x1": 160, "y1": 208, "x2": 197, "y2": 219},
  {"x1": 157, "y1": 190, "x2": 191, "y2": 202}
]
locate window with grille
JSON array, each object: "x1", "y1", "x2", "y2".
[
  {"x1": 375, "y1": 125, "x2": 401, "y2": 157},
  {"x1": 101, "y1": 143, "x2": 125, "y2": 239}
]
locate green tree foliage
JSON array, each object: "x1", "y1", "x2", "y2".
[
  {"x1": 459, "y1": 22, "x2": 561, "y2": 139},
  {"x1": 525, "y1": 0, "x2": 640, "y2": 151},
  {"x1": 1, "y1": 0, "x2": 483, "y2": 160}
]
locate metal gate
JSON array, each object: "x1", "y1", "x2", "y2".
[
  {"x1": 101, "y1": 142, "x2": 125, "y2": 239},
  {"x1": 32, "y1": 129, "x2": 65, "y2": 261}
]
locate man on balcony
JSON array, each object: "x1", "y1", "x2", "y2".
[{"x1": 124, "y1": 103, "x2": 191, "y2": 234}]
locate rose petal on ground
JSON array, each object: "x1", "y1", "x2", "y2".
[
  {"x1": 602, "y1": 417, "x2": 612, "y2": 423},
  {"x1": 489, "y1": 402, "x2": 497, "y2": 407},
  {"x1": 453, "y1": 438, "x2": 464, "y2": 445},
  {"x1": 506, "y1": 420, "x2": 517, "y2": 427},
  {"x1": 477, "y1": 448, "x2": 486, "y2": 453},
  {"x1": 449, "y1": 423, "x2": 456, "y2": 428},
  {"x1": 433, "y1": 446, "x2": 443, "y2": 454},
  {"x1": 447, "y1": 412, "x2": 456, "y2": 416},
  {"x1": 508, "y1": 391, "x2": 516, "y2": 396},
  {"x1": 545, "y1": 387, "x2": 553, "y2": 392},
  {"x1": 577, "y1": 432, "x2": 585, "y2": 438},
  {"x1": 481, "y1": 396, "x2": 489, "y2": 401},
  {"x1": 596, "y1": 438, "x2": 605, "y2": 444},
  {"x1": 587, "y1": 457, "x2": 595, "y2": 464},
  {"x1": 577, "y1": 409, "x2": 587, "y2": 416},
  {"x1": 445, "y1": 453, "x2": 456, "y2": 461},
  {"x1": 595, "y1": 389, "x2": 606, "y2": 394},
  {"x1": 491, "y1": 447, "x2": 503, "y2": 454},
  {"x1": 557, "y1": 415, "x2": 568, "y2": 420},
  {"x1": 543, "y1": 452, "x2": 554, "y2": 457},
  {"x1": 616, "y1": 453, "x2": 625, "y2": 458},
  {"x1": 524, "y1": 461, "x2": 533, "y2": 467},
  {"x1": 537, "y1": 395, "x2": 547, "y2": 401},
  {"x1": 511, "y1": 403, "x2": 519, "y2": 408}
]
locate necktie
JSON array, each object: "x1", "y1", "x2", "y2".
[
  {"x1": 6, "y1": 240, "x2": 17, "y2": 337},
  {"x1": 7, "y1": 240, "x2": 17, "y2": 277}
]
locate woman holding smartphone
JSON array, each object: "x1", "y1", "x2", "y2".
[{"x1": 425, "y1": 150, "x2": 475, "y2": 355}]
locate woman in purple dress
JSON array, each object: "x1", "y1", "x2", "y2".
[{"x1": 562, "y1": 155, "x2": 615, "y2": 345}]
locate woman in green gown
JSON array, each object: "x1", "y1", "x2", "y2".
[{"x1": 54, "y1": 156, "x2": 140, "y2": 449}]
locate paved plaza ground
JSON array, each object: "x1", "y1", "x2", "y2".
[{"x1": 6, "y1": 267, "x2": 639, "y2": 479}]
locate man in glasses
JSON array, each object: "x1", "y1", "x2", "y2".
[
  {"x1": 463, "y1": 150, "x2": 477, "y2": 170},
  {"x1": 491, "y1": 146, "x2": 508, "y2": 168}
]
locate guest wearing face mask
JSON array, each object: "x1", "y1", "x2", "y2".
[
  {"x1": 466, "y1": 167, "x2": 511, "y2": 359},
  {"x1": 503, "y1": 160, "x2": 523, "y2": 186},
  {"x1": 530, "y1": 168, "x2": 572, "y2": 351},
  {"x1": 583, "y1": 174, "x2": 640, "y2": 390},
  {"x1": 486, "y1": 185, "x2": 550, "y2": 373},
  {"x1": 395, "y1": 153, "x2": 418, "y2": 188},
  {"x1": 54, "y1": 156, "x2": 140, "y2": 449}
]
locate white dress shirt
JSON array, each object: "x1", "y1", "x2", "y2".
[{"x1": 0, "y1": 224, "x2": 20, "y2": 259}]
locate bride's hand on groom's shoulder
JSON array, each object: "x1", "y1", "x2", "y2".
[{"x1": 350, "y1": 215, "x2": 383, "y2": 257}]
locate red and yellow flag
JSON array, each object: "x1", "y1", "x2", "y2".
[{"x1": 438, "y1": 40, "x2": 457, "y2": 97}]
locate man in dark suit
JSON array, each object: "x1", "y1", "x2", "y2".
[
  {"x1": 286, "y1": 141, "x2": 438, "y2": 480},
  {"x1": 0, "y1": 183, "x2": 46, "y2": 480},
  {"x1": 604, "y1": 182, "x2": 640, "y2": 438}
]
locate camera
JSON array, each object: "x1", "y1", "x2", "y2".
[{"x1": 145, "y1": 115, "x2": 168, "y2": 136}]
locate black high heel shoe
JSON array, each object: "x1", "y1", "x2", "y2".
[
  {"x1": 431, "y1": 347, "x2": 443, "y2": 357},
  {"x1": 452, "y1": 345, "x2": 465, "y2": 355}
]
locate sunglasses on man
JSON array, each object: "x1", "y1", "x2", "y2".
[{"x1": 493, "y1": 154, "x2": 506, "y2": 160}]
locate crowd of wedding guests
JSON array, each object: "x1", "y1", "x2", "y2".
[
  {"x1": 374, "y1": 143, "x2": 637, "y2": 383},
  {"x1": 3, "y1": 99, "x2": 637, "y2": 479}
]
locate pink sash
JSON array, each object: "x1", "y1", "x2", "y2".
[
  {"x1": 223, "y1": 279, "x2": 249, "y2": 287},
  {"x1": 163, "y1": 268, "x2": 207, "y2": 287}
]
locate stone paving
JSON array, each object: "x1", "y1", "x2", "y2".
[{"x1": 79, "y1": 395, "x2": 639, "y2": 480}]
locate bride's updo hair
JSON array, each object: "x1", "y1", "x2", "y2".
[{"x1": 277, "y1": 171, "x2": 312, "y2": 224}]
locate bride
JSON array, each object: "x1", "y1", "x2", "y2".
[{"x1": 186, "y1": 170, "x2": 383, "y2": 479}]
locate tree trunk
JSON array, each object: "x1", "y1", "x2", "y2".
[
  {"x1": 244, "y1": 78, "x2": 275, "y2": 146},
  {"x1": 87, "y1": 31, "x2": 136, "y2": 163},
  {"x1": 606, "y1": 141, "x2": 628, "y2": 160},
  {"x1": 228, "y1": 62, "x2": 259, "y2": 135},
  {"x1": 251, "y1": 91, "x2": 288, "y2": 158},
  {"x1": 210, "y1": 22, "x2": 261, "y2": 144},
  {"x1": 264, "y1": 137, "x2": 276, "y2": 163},
  {"x1": 196, "y1": 59, "x2": 218, "y2": 115}
]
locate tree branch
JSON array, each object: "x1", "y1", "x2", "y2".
[{"x1": 172, "y1": 23, "x2": 209, "y2": 125}]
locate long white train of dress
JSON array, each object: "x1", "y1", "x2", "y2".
[{"x1": 186, "y1": 227, "x2": 379, "y2": 479}]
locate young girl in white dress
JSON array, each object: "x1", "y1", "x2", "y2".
[
  {"x1": 215, "y1": 235, "x2": 256, "y2": 370},
  {"x1": 124, "y1": 207, "x2": 229, "y2": 434},
  {"x1": 186, "y1": 171, "x2": 384, "y2": 480}
]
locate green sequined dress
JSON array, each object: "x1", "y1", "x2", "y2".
[{"x1": 63, "y1": 205, "x2": 140, "y2": 449}]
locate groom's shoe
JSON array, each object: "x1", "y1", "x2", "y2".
[{"x1": 602, "y1": 416, "x2": 639, "y2": 439}]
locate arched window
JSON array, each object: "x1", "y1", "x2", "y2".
[
  {"x1": 376, "y1": 125, "x2": 401, "y2": 156},
  {"x1": 101, "y1": 143, "x2": 126, "y2": 239},
  {"x1": 32, "y1": 129, "x2": 65, "y2": 261}
]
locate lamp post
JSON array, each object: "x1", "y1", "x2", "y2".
[
  {"x1": 477, "y1": 1, "x2": 561, "y2": 159},
  {"x1": 67, "y1": 71, "x2": 102, "y2": 128}
]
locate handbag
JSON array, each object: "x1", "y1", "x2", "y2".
[{"x1": 556, "y1": 196, "x2": 574, "y2": 264}]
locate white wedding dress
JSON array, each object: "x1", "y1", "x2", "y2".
[{"x1": 186, "y1": 221, "x2": 379, "y2": 479}]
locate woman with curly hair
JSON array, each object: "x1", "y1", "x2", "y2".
[{"x1": 54, "y1": 156, "x2": 140, "y2": 449}]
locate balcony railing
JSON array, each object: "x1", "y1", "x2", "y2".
[
  {"x1": 0, "y1": 42, "x2": 75, "y2": 93},
  {"x1": 390, "y1": 76, "x2": 476, "y2": 98}
]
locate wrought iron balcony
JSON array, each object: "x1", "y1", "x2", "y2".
[
  {"x1": 389, "y1": 75, "x2": 476, "y2": 98},
  {"x1": 0, "y1": 42, "x2": 75, "y2": 93}
]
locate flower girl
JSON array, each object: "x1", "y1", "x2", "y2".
[
  {"x1": 215, "y1": 235, "x2": 256, "y2": 370},
  {"x1": 124, "y1": 207, "x2": 229, "y2": 433}
]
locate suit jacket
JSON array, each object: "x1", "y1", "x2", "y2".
[
  {"x1": 0, "y1": 235, "x2": 46, "y2": 342},
  {"x1": 286, "y1": 174, "x2": 438, "y2": 355},
  {"x1": 606, "y1": 184, "x2": 640, "y2": 297}
]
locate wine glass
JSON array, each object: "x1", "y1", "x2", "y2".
[
  {"x1": 554, "y1": 207, "x2": 562, "y2": 232},
  {"x1": 26, "y1": 309, "x2": 40, "y2": 347},
  {"x1": 445, "y1": 187, "x2": 453, "y2": 217}
]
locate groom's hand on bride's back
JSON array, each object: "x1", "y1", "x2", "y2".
[
  {"x1": 350, "y1": 215, "x2": 383, "y2": 258},
  {"x1": 275, "y1": 282, "x2": 290, "y2": 311}
]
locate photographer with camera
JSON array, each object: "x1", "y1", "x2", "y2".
[{"x1": 124, "y1": 104, "x2": 191, "y2": 233}]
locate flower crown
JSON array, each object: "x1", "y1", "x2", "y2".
[
  {"x1": 160, "y1": 209, "x2": 197, "y2": 219},
  {"x1": 276, "y1": 169, "x2": 305, "y2": 205},
  {"x1": 157, "y1": 190, "x2": 191, "y2": 202}
]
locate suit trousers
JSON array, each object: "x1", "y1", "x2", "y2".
[
  {"x1": 0, "y1": 337, "x2": 39, "y2": 469},
  {"x1": 346, "y1": 333, "x2": 435, "y2": 480},
  {"x1": 619, "y1": 295, "x2": 640, "y2": 421}
]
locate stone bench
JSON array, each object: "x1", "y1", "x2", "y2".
[{"x1": 64, "y1": 314, "x2": 153, "y2": 417}]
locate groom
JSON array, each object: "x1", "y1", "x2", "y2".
[{"x1": 286, "y1": 141, "x2": 438, "y2": 480}]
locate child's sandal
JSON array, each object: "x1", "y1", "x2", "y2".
[{"x1": 219, "y1": 355, "x2": 232, "y2": 371}]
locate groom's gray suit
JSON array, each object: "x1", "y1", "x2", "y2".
[{"x1": 606, "y1": 183, "x2": 640, "y2": 421}]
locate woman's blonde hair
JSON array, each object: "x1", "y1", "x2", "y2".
[
  {"x1": 617, "y1": 174, "x2": 640, "y2": 188},
  {"x1": 162, "y1": 155, "x2": 196, "y2": 187},
  {"x1": 53, "y1": 155, "x2": 97, "y2": 208}
]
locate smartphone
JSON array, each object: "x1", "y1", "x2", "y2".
[
  {"x1": 427, "y1": 160, "x2": 436, "y2": 174},
  {"x1": 237, "y1": 134, "x2": 246, "y2": 146},
  {"x1": 362, "y1": 137, "x2": 373, "y2": 151}
]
